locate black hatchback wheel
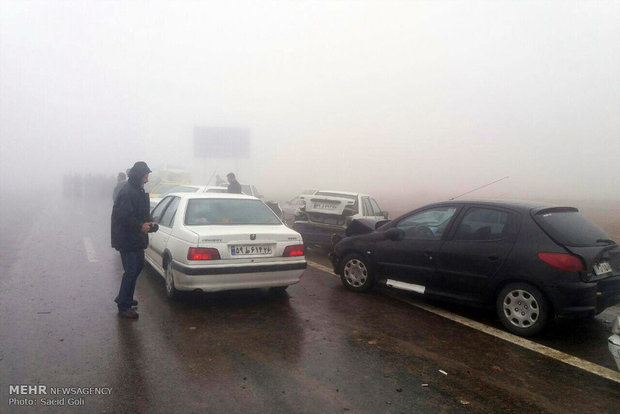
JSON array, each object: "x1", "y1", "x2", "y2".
[
  {"x1": 341, "y1": 254, "x2": 374, "y2": 292},
  {"x1": 496, "y1": 282, "x2": 550, "y2": 337}
]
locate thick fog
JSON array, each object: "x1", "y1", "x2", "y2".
[{"x1": 1, "y1": 0, "x2": 619, "y2": 206}]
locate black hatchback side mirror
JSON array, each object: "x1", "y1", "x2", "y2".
[{"x1": 385, "y1": 228, "x2": 404, "y2": 241}]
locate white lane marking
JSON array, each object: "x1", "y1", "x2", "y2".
[
  {"x1": 308, "y1": 261, "x2": 334, "y2": 274},
  {"x1": 307, "y1": 260, "x2": 620, "y2": 384},
  {"x1": 83, "y1": 237, "x2": 98, "y2": 262}
]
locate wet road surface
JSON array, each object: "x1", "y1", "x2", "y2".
[
  {"x1": 1, "y1": 194, "x2": 618, "y2": 413},
  {"x1": 305, "y1": 248, "x2": 620, "y2": 371}
]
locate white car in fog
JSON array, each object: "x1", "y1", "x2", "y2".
[
  {"x1": 292, "y1": 190, "x2": 387, "y2": 247},
  {"x1": 241, "y1": 184, "x2": 262, "y2": 198},
  {"x1": 149, "y1": 185, "x2": 228, "y2": 210},
  {"x1": 281, "y1": 190, "x2": 317, "y2": 225},
  {"x1": 145, "y1": 192, "x2": 307, "y2": 298}
]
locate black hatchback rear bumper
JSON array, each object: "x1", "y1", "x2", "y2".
[
  {"x1": 596, "y1": 275, "x2": 620, "y2": 313},
  {"x1": 550, "y1": 275, "x2": 620, "y2": 317}
]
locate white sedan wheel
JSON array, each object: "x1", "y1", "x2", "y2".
[{"x1": 165, "y1": 264, "x2": 179, "y2": 299}]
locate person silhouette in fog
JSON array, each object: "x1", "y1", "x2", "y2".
[
  {"x1": 112, "y1": 172, "x2": 127, "y2": 202},
  {"x1": 227, "y1": 172, "x2": 242, "y2": 194},
  {"x1": 111, "y1": 161, "x2": 157, "y2": 319}
]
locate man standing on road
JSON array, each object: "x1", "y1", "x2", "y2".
[
  {"x1": 227, "y1": 172, "x2": 242, "y2": 194},
  {"x1": 111, "y1": 161, "x2": 157, "y2": 319},
  {"x1": 112, "y1": 172, "x2": 126, "y2": 202}
]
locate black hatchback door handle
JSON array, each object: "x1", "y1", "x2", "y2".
[{"x1": 488, "y1": 254, "x2": 499, "y2": 262}]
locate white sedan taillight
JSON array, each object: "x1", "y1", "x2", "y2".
[
  {"x1": 188, "y1": 247, "x2": 221, "y2": 260},
  {"x1": 283, "y1": 244, "x2": 304, "y2": 257}
]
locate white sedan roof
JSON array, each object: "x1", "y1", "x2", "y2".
[{"x1": 166, "y1": 192, "x2": 257, "y2": 200}]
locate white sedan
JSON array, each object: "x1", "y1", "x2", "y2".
[
  {"x1": 292, "y1": 190, "x2": 388, "y2": 247},
  {"x1": 145, "y1": 192, "x2": 307, "y2": 299}
]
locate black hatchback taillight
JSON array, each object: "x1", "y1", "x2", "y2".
[{"x1": 537, "y1": 252, "x2": 584, "y2": 272}]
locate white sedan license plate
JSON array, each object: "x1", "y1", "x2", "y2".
[
  {"x1": 230, "y1": 245, "x2": 272, "y2": 256},
  {"x1": 593, "y1": 261, "x2": 613, "y2": 276},
  {"x1": 313, "y1": 202, "x2": 338, "y2": 209}
]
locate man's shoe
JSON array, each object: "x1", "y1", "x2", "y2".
[
  {"x1": 118, "y1": 309, "x2": 139, "y2": 319},
  {"x1": 115, "y1": 297, "x2": 138, "y2": 307}
]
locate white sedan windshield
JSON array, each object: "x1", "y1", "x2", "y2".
[{"x1": 185, "y1": 199, "x2": 281, "y2": 225}]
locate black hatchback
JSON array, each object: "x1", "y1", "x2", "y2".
[{"x1": 330, "y1": 200, "x2": 620, "y2": 336}]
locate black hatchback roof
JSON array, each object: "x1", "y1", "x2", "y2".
[{"x1": 427, "y1": 199, "x2": 568, "y2": 214}]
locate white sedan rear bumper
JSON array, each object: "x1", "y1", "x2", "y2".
[{"x1": 171, "y1": 260, "x2": 306, "y2": 292}]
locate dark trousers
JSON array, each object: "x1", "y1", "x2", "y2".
[{"x1": 116, "y1": 250, "x2": 144, "y2": 311}]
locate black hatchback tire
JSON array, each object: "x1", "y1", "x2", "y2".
[
  {"x1": 496, "y1": 282, "x2": 550, "y2": 337},
  {"x1": 340, "y1": 254, "x2": 374, "y2": 292}
]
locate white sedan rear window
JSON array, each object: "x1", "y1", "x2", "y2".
[{"x1": 185, "y1": 199, "x2": 281, "y2": 225}]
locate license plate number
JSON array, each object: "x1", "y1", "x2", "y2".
[
  {"x1": 230, "y1": 245, "x2": 272, "y2": 256},
  {"x1": 313, "y1": 202, "x2": 338, "y2": 209},
  {"x1": 593, "y1": 261, "x2": 612, "y2": 276}
]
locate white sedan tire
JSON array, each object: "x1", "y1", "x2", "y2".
[{"x1": 165, "y1": 263, "x2": 181, "y2": 300}]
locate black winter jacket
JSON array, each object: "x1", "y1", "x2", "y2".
[
  {"x1": 111, "y1": 178, "x2": 152, "y2": 251},
  {"x1": 228, "y1": 179, "x2": 242, "y2": 194}
]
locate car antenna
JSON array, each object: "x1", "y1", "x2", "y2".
[{"x1": 450, "y1": 176, "x2": 510, "y2": 200}]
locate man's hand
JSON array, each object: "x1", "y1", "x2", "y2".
[{"x1": 141, "y1": 222, "x2": 153, "y2": 234}]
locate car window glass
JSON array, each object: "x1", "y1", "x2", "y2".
[
  {"x1": 533, "y1": 210, "x2": 609, "y2": 247},
  {"x1": 349, "y1": 198, "x2": 359, "y2": 215},
  {"x1": 454, "y1": 208, "x2": 513, "y2": 241},
  {"x1": 151, "y1": 197, "x2": 173, "y2": 223},
  {"x1": 160, "y1": 197, "x2": 180, "y2": 228},
  {"x1": 396, "y1": 207, "x2": 457, "y2": 240},
  {"x1": 370, "y1": 198, "x2": 382, "y2": 216},
  {"x1": 362, "y1": 197, "x2": 374, "y2": 216},
  {"x1": 185, "y1": 199, "x2": 281, "y2": 225}
]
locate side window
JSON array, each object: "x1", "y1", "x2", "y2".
[
  {"x1": 396, "y1": 207, "x2": 457, "y2": 240},
  {"x1": 453, "y1": 208, "x2": 515, "y2": 241},
  {"x1": 160, "y1": 197, "x2": 180, "y2": 228},
  {"x1": 362, "y1": 197, "x2": 374, "y2": 216},
  {"x1": 370, "y1": 198, "x2": 382, "y2": 216},
  {"x1": 343, "y1": 197, "x2": 360, "y2": 216},
  {"x1": 151, "y1": 197, "x2": 173, "y2": 223}
]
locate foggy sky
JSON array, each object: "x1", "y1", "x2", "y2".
[{"x1": 1, "y1": 0, "x2": 619, "y2": 203}]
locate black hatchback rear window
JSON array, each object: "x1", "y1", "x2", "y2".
[{"x1": 533, "y1": 209, "x2": 610, "y2": 247}]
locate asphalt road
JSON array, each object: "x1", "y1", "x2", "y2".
[
  {"x1": 304, "y1": 248, "x2": 620, "y2": 371},
  {"x1": 1, "y1": 193, "x2": 618, "y2": 413}
]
